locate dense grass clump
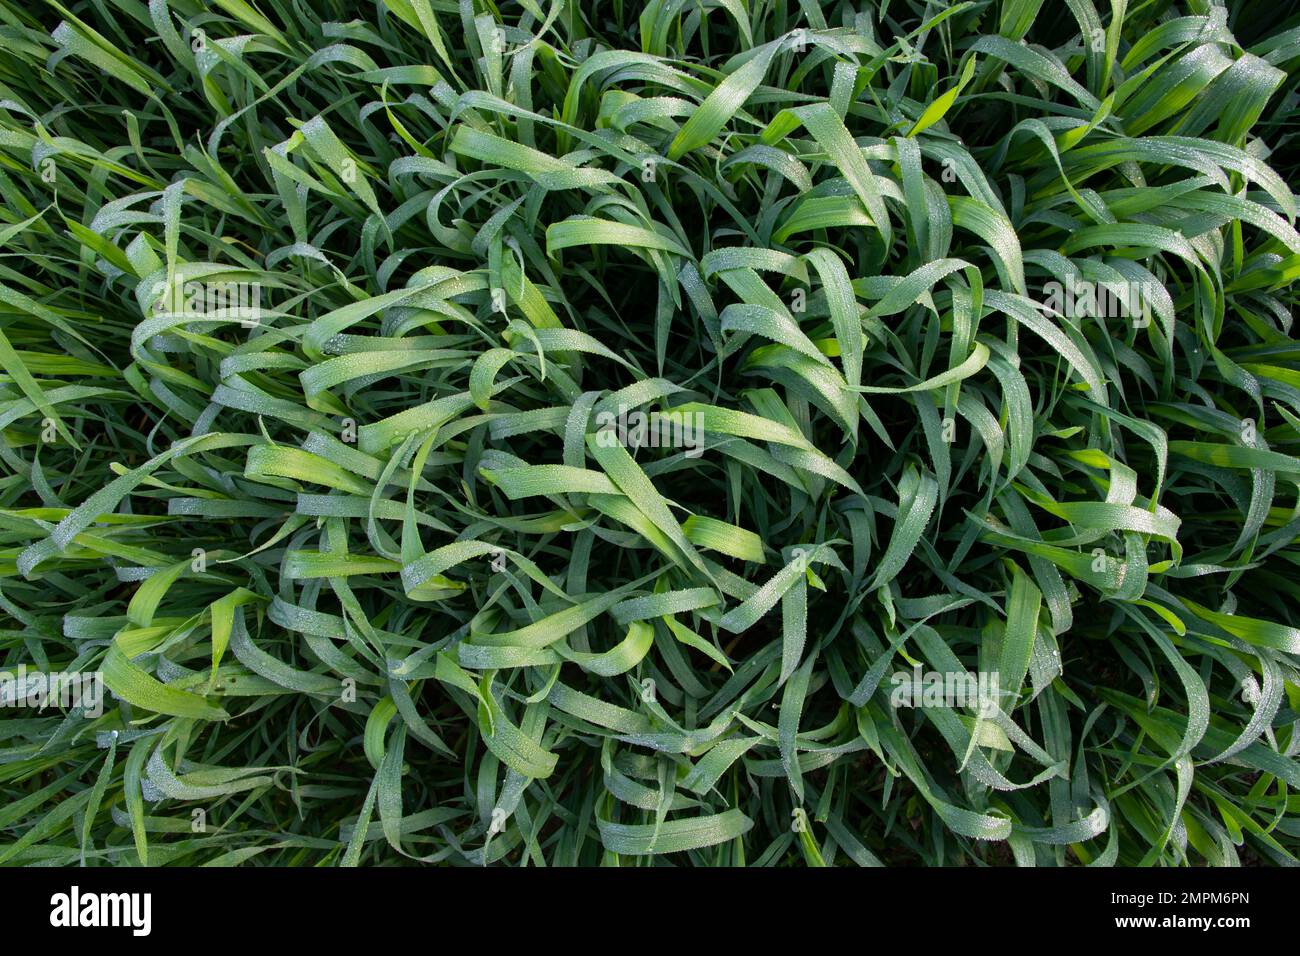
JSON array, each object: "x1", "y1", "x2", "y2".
[{"x1": 1, "y1": 0, "x2": 1300, "y2": 867}]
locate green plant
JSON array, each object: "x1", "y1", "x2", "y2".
[{"x1": 1, "y1": 0, "x2": 1299, "y2": 866}]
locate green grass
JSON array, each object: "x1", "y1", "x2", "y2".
[{"x1": 1, "y1": 0, "x2": 1299, "y2": 867}]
